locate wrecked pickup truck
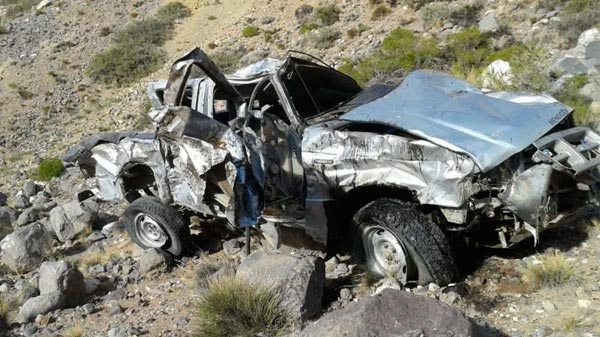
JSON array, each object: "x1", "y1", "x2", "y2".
[{"x1": 65, "y1": 48, "x2": 600, "y2": 286}]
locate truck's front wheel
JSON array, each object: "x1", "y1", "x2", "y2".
[
  {"x1": 352, "y1": 198, "x2": 459, "y2": 286},
  {"x1": 122, "y1": 197, "x2": 190, "y2": 256}
]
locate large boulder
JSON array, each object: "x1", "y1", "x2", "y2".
[
  {"x1": 236, "y1": 250, "x2": 324, "y2": 322},
  {"x1": 138, "y1": 248, "x2": 168, "y2": 274},
  {"x1": 49, "y1": 199, "x2": 98, "y2": 242},
  {"x1": 18, "y1": 291, "x2": 65, "y2": 323},
  {"x1": 300, "y1": 289, "x2": 488, "y2": 337},
  {"x1": 38, "y1": 261, "x2": 86, "y2": 307},
  {"x1": 0, "y1": 206, "x2": 17, "y2": 239},
  {"x1": 0, "y1": 223, "x2": 49, "y2": 273}
]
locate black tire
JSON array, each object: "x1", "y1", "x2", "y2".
[
  {"x1": 122, "y1": 197, "x2": 190, "y2": 256},
  {"x1": 352, "y1": 198, "x2": 459, "y2": 286}
]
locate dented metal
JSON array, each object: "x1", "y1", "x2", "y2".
[{"x1": 66, "y1": 48, "x2": 600, "y2": 250}]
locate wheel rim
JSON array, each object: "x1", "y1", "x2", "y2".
[
  {"x1": 361, "y1": 225, "x2": 410, "y2": 284},
  {"x1": 134, "y1": 213, "x2": 168, "y2": 248}
]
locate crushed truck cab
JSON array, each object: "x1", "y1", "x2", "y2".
[{"x1": 65, "y1": 48, "x2": 600, "y2": 286}]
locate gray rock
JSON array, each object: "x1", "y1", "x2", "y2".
[
  {"x1": 38, "y1": 260, "x2": 86, "y2": 307},
  {"x1": 585, "y1": 40, "x2": 600, "y2": 60},
  {"x1": 108, "y1": 326, "x2": 128, "y2": 337},
  {"x1": 479, "y1": 12, "x2": 499, "y2": 33},
  {"x1": 0, "y1": 223, "x2": 49, "y2": 273},
  {"x1": 552, "y1": 56, "x2": 589, "y2": 75},
  {"x1": 81, "y1": 303, "x2": 95, "y2": 315},
  {"x1": 88, "y1": 264, "x2": 105, "y2": 274},
  {"x1": 49, "y1": 200, "x2": 98, "y2": 242},
  {"x1": 300, "y1": 289, "x2": 488, "y2": 337},
  {"x1": 18, "y1": 291, "x2": 65, "y2": 323},
  {"x1": 16, "y1": 280, "x2": 39, "y2": 303},
  {"x1": 222, "y1": 238, "x2": 242, "y2": 255},
  {"x1": 16, "y1": 208, "x2": 39, "y2": 228},
  {"x1": 236, "y1": 250, "x2": 325, "y2": 321},
  {"x1": 0, "y1": 206, "x2": 17, "y2": 238},
  {"x1": 14, "y1": 194, "x2": 31, "y2": 210},
  {"x1": 294, "y1": 4, "x2": 313, "y2": 22},
  {"x1": 260, "y1": 16, "x2": 275, "y2": 24},
  {"x1": 138, "y1": 248, "x2": 168, "y2": 274},
  {"x1": 580, "y1": 81, "x2": 600, "y2": 102},
  {"x1": 86, "y1": 231, "x2": 106, "y2": 243},
  {"x1": 23, "y1": 181, "x2": 40, "y2": 197},
  {"x1": 0, "y1": 192, "x2": 7, "y2": 206},
  {"x1": 103, "y1": 289, "x2": 127, "y2": 302},
  {"x1": 107, "y1": 301, "x2": 123, "y2": 315}
]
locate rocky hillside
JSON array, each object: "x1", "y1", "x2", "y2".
[{"x1": 1, "y1": 0, "x2": 600, "y2": 336}]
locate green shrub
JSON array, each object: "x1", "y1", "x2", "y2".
[
  {"x1": 420, "y1": 2, "x2": 450, "y2": 24},
  {"x1": 242, "y1": 26, "x2": 260, "y2": 38},
  {"x1": 0, "y1": 0, "x2": 38, "y2": 18},
  {"x1": 209, "y1": 49, "x2": 244, "y2": 73},
  {"x1": 0, "y1": 298, "x2": 8, "y2": 331},
  {"x1": 113, "y1": 19, "x2": 172, "y2": 46},
  {"x1": 194, "y1": 277, "x2": 290, "y2": 337},
  {"x1": 346, "y1": 28, "x2": 360, "y2": 39},
  {"x1": 309, "y1": 27, "x2": 341, "y2": 49},
  {"x1": 371, "y1": 5, "x2": 391, "y2": 20},
  {"x1": 156, "y1": 1, "x2": 191, "y2": 22},
  {"x1": 558, "y1": 0, "x2": 600, "y2": 44},
  {"x1": 485, "y1": 43, "x2": 551, "y2": 92},
  {"x1": 37, "y1": 158, "x2": 64, "y2": 181},
  {"x1": 299, "y1": 22, "x2": 319, "y2": 34},
  {"x1": 0, "y1": 23, "x2": 10, "y2": 34},
  {"x1": 315, "y1": 4, "x2": 341, "y2": 26},
  {"x1": 87, "y1": 2, "x2": 190, "y2": 86},
  {"x1": 87, "y1": 44, "x2": 165, "y2": 85},
  {"x1": 554, "y1": 75, "x2": 593, "y2": 124},
  {"x1": 449, "y1": 2, "x2": 484, "y2": 27},
  {"x1": 339, "y1": 28, "x2": 441, "y2": 85},
  {"x1": 447, "y1": 28, "x2": 491, "y2": 79}
]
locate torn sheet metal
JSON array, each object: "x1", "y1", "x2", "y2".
[
  {"x1": 341, "y1": 70, "x2": 573, "y2": 172},
  {"x1": 303, "y1": 121, "x2": 480, "y2": 208}
]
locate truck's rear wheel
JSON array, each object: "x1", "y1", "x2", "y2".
[
  {"x1": 122, "y1": 197, "x2": 190, "y2": 256},
  {"x1": 352, "y1": 198, "x2": 459, "y2": 286}
]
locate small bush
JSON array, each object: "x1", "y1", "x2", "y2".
[
  {"x1": 195, "y1": 277, "x2": 290, "y2": 337},
  {"x1": 309, "y1": 27, "x2": 341, "y2": 49},
  {"x1": 299, "y1": 22, "x2": 319, "y2": 34},
  {"x1": 156, "y1": 1, "x2": 191, "y2": 22},
  {"x1": 554, "y1": 75, "x2": 593, "y2": 124},
  {"x1": 208, "y1": 15, "x2": 217, "y2": 20},
  {"x1": 485, "y1": 43, "x2": 552, "y2": 92},
  {"x1": 0, "y1": 23, "x2": 10, "y2": 34},
  {"x1": 209, "y1": 49, "x2": 244, "y2": 73},
  {"x1": 339, "y1": 28, "x2": 441, "y2": 85},
  {"x1": 447, "y1": 28, "x2": 491, "y2": 79},
  {"x1": 0, "y1": 298, "x2": 8, "y2": 331},
  {"x1": 558, "y1": 0, "x2": 600, "y2": 44},
  {"x1": 449, "y1": 2, "x2": 484, "y2": 27},
  {"x1": 371, "y1": 5, "x2": 391, "y2": 20},
  {"x1": 87, "y1": 44, "x2": 165, "y2": 86},
  {"x1": 87, "y1": 2, "x2": 190, "y2": 86},
  {"x1": 562, "y1": 315, "x2": 586, "y2": 333},
  {"x1": 405, "y1": 0, "x2": 442, "y2": 9},
  {"x1": 346, "y1": 28, "x2": 360, "y2": 39},
  {"x1": 63, "y1": 324, "x2": 84, "y2": 337},
  {"x1": 99, "y1": 27, "x2": 111, "y2": 37},
  {"x1": 523, "y1": 251, "x2": 576, "y2": 289},
  {"x1": 37, "y1": 158, "x2": 64, "y2": 181},
  {"x1": 315, "y1": 4, "x2": 341, "y2": 26},
  {"x1": 420, "y1": 2, "x2": 450, "y2": 24},
  {"x1": 242, "y1": 26, "x2": 260, "y2": 38},
  {"x1": 0, "y1": 0, "x2": 38, "y2": 18}
]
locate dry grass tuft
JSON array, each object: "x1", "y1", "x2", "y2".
[
  {"x1": 523, "y1": 251, "x2": 576, "y2": 289},
  {"x1": 562, "y1": 315, "x2": 586, "y2": 333},
  {"x1": 194, "y1": 277, "x2": 290, "y2": 337},
  {"x1": 0, "y1": 298, "x2": 9, "y2": 330},
  {"x1": 63, "y1": 323, "x2": 85, "y2": 337}
]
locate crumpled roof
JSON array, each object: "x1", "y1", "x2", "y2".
[
  {"x1": 228, "y1": 58, "x2": 282, "y2": 81},
  {"x1": 341, "y1": 70, "x2": 573, "y2": 172}
]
